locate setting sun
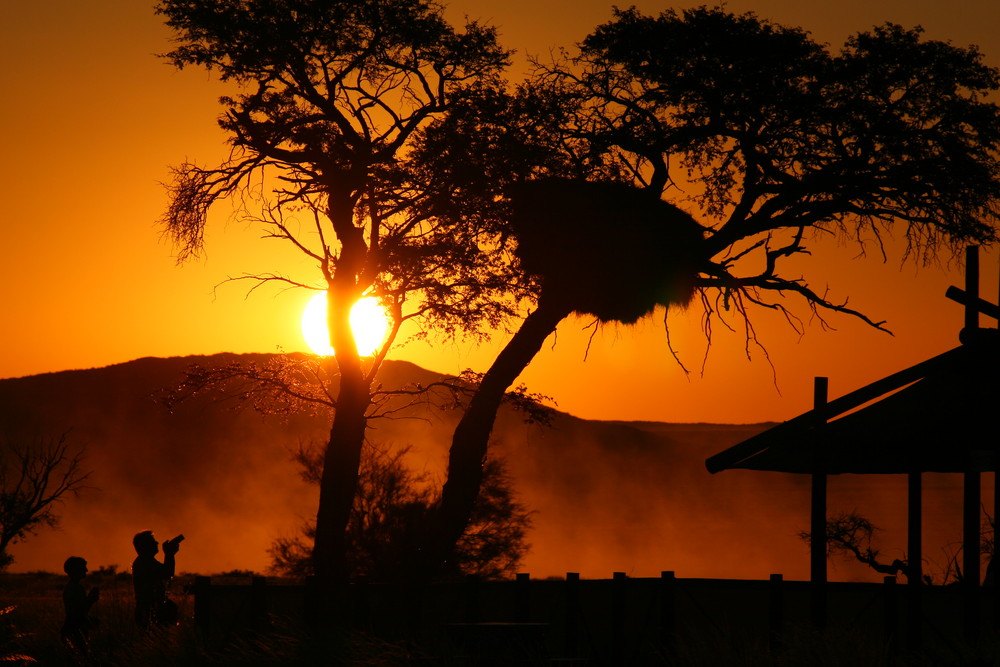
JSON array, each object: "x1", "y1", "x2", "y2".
[{"x1": 301, "y1": 293, "x2": 391, "y2": 357}]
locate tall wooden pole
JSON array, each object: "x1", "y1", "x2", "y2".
[
  {"x1": 965, "y1": 470, "x2": 982, "y2": 646},
  {"x1": 907, "y1": 471, "x2": 922, "y2": 650},
  {"x1": 965, "y1": 245, "x2": 980, "y2": 332},
  {"x1": 995, "y1": 253, "x2": 1000, "y2": 629},
  {"x1": 963, "y1": 245, "x2": 981, "y2": 645},
  {"x1": 811, "y1": 377, "x2": 829, "y2": 629},
  {"x1": 995, "y1": 432, "x2": 1000, "y2": 631}
]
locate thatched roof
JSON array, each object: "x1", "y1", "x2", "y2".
[{"x1": 705, "y1": 330, "x2": 1000, "y2": 475}]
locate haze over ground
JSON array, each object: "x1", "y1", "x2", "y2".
[{"x1": 2, "y1": 355, "x2": 979, "y2": 582}]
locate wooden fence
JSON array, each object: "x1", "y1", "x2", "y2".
[{"x1": 191, "y1": 573, "x2": 1000, "y2": 664}]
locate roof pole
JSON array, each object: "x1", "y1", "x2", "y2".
[
  {"x1": 810, "y1": 376, "x2": 829, "y2": 629},
  {"x1": 907, "y1": 471, "x2": 922, "y2": 650},
  {"x1": 965, "y1": 468, "x2": 982, "y2": 645},
  {"x1": 963, "y1": 245, "x2": 981, "y2": 645},
  {"x1": 965, "y1": 245, "x2": 980, "y2": 333},
  {"x1": 994, "y1": 468, "x2": 1000, "y2": 630}
]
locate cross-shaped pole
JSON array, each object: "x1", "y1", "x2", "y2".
[{"x1": 945, "y1": 246, "x2": 1000, "y2": 324}]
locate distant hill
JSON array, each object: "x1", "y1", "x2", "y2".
[{"x1": 0, "y1": 354, "x2": 966, "y2": 582}]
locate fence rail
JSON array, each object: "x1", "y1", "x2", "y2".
[{"x1": 191, "y1": 573, "x2": 1000, "y2": 663}]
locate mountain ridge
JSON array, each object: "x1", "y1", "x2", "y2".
[{"x1": 0, "y1": 353, "x2": 956, "y2": 582}]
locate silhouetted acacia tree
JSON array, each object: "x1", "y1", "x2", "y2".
[
  {"x1": 0, "y1": 434, "x2": 90, "y2": 571},
  {"x1": 268, "y1": 442, "x2": 531, "y2": 582},
  {"x1": 155, "y1": 0, "x2": 514, "y2": 590},
  {"x1": 799, "y1": 511, "x2": 912, "y2": 582},
  {"x1": 415, "y1": 7, "x2": 1000, "y2": 569}
]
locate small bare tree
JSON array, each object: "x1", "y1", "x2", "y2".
[
  {"x1": 803, "y1": 508, "x2": 1000, "y2": 585},
  {"x1": 800, "y1": 511, "x2": 917, "y2": 582},
  {"x1": 0, "y1": 434, "x2": 90, "y2": 571}
]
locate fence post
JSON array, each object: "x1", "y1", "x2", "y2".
[
  {"x1": 995, "y1": 467, "x2": 1000, "y2": 633},
  {"x1": 811, "y1": 377, "x2": 829, "y2": 630},
  {"x1": 351, "y1": 578, "x2": 370, "y2": 631},
  {"x1": 251, "y1": 576, "x2": 267, "y2": 631},
  {"x1": 613, "y1": 572, "x2": 627, "y2": 663},
  {"x1": 193, "y1": 575, "x2": 211, "y2": 632},
  {"x1": 565, "y1": 572, "x2": 580, "y2": 660},
  {"x1": 907, "y1": 470, "x2": 923, "y2": 653},
  {"x1": 769, "y1": 574, "x2": 784, "y2": 655},
  {"x1": 964, "y1": 467, "x2": 982, "y2": 647},
  {"x1": 303, "y1": 575, "x2": 318, "y2": 625},
  {"x1": 464, "y1": 574, "x2": 481, "y2": 623},
  {"x1": 660, "y1": 571, "x2": 676, "y2": 656},
  {"x1": 515, "y1": 572, "x2": 531, "y2": 622},
  {"x1": 884, "y1": 575, "x2": 897, "y2": 659},
  {"x1": 962, "y1": 245, "x2": 982, "y2": 647}
]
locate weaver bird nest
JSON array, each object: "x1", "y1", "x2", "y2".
[{"x1": 507, "y1": 179, "x2": 706, "y2": 324}]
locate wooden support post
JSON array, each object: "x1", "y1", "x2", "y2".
[
  {"x1": 964, "y1": 468, "x2": 982, "y2": 645},
  {"x1": 907, "y1": 471, "x2": 923, "y2": 651},
  {"x1": 965, "y1": 245, "x2": 980, "y2": 332},
  {"x1": 995, "y1": 472, "x2": 1000, "y2": 629},
  {"x1": 995, "y1": 255, "x2": 1000, "y2": 630},
  {"x1": 962, "y1": 244, "x2": 982, "y2": 646},
  {"x1": 811, "y1": 377, "x2": 829, "y2": 629}
]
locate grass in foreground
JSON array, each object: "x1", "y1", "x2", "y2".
[{"x1": 5, "y1": 573, "x2": 1000, "y2": 666}]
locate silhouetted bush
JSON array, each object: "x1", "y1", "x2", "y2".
[{"x1": 269, "y1": 443, "x2": 531, "y2": 582}]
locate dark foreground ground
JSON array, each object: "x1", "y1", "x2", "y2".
[{"x1": 5, "y1": 571, "x2": 1000, "y2": 666}]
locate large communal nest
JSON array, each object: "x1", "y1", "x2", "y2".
[{"x1": 507, "y1": 179, "x2": 706, "y2": 324}]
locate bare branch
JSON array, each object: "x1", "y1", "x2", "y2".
[{"x1": 0, "y1": 433, "x2": 92, "y2": 564}]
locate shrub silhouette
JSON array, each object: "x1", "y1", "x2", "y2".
[{"x1": 270, "y1": 443, "x2": 531, "y2": 582}]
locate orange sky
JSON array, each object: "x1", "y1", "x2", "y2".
[{"x1": 2, "y1": 0, "x2": 1000, "y2": 424}]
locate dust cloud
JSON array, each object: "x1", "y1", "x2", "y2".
[{"x1": 1, "y1": 355, "x2": 983, "y2": 583}]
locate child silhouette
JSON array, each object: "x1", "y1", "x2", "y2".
[{"x1": 62, "y1": 556, "x2": 99, "y2": 655}]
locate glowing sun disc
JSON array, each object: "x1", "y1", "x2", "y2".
[{"x1": 301, "y1": 293, "x2": 390, "y2": 357}]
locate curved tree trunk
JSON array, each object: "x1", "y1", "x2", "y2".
[{"x1": 431, "y1": 295, "x2": 572, "y2": 574}]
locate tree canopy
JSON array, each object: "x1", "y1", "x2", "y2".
[
  {"x1": 158, "y1": 0, "x2": 519, "y2": 340},
  {"x1": 531, "y1": 6, "x2": 1000, "y2": 332}
]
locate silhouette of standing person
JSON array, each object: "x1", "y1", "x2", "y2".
[
  {"x1": 132, "y1": 530, "x2": 183, "y2": 629},
  {"x1": 62, "y1": 556, "x2": 99, "y2": 656}
]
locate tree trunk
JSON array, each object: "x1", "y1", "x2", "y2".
[
  {"x1": 311, "y1": 194, "x2": 372, "y2": 595},
  {"x1": 312, "y1": 360, "x2": 368, "y2": 586},
  {"x1": 431, "y1": 295, "x2": 571, "y2": 574}
]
